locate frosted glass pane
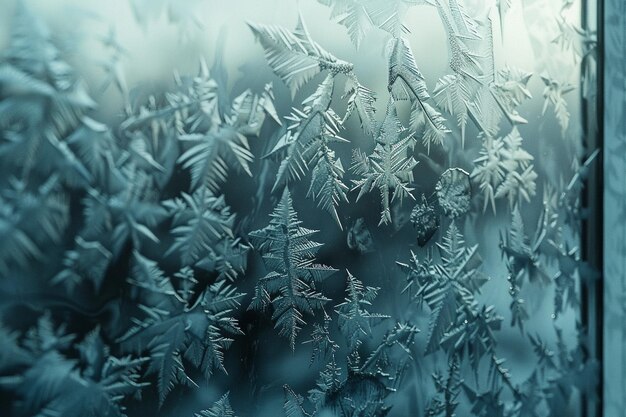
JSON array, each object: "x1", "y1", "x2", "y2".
[{"x1": 0, "y1": 1, "x2": 602, "y2": 417}]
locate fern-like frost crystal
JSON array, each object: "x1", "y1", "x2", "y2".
[
  {"x1": 249, "y1": 189, "x2": 337, "y2": 349},
  {"x1": 351, "y1": 99, "x2": 418, "y2": 225}
]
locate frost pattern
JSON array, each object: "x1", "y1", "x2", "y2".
[{"x1": 0, "y1": 1, "x2": 597, "y2": 417}]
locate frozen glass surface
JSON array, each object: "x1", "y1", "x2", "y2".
[{"x1": 0, "y1": 1, "x2": 601, "y2": 416}]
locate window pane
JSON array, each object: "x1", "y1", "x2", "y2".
[{"x1": 0, "y1": 1, "x2": 602, "y2": 416}]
